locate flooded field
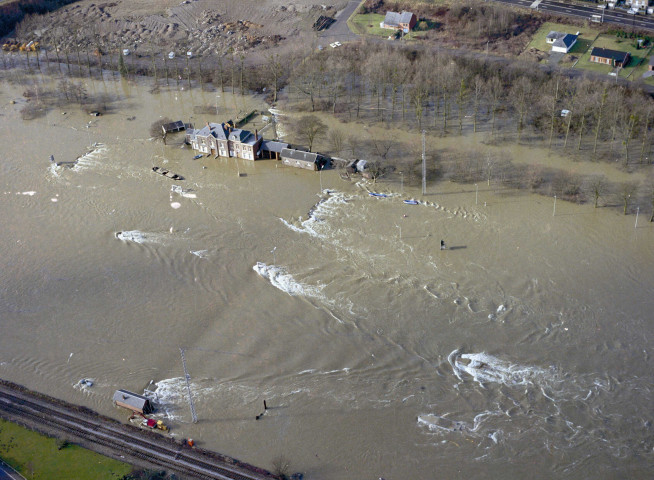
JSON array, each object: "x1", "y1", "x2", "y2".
[{"x1": 1, "y1": 73, "x2": 653, "y2": 479}]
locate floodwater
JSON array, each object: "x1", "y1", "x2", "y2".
[{"x1": 1, "y1": 73, "x2": 653, "y2": 480}]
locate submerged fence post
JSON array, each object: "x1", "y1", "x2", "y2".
[{"x1": 179, "y1": 348, "x2": 198, "y2": 423}]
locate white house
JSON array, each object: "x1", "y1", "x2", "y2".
[
  {"x1": 626, "y1": 0, "x2": 649, "y2": 9},
  {"x1": 546, "y1": 31, "x2": 579, "y2": 54}
]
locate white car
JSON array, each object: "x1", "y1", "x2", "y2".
[
  {"x1": 628, "y1": 8, "x2": 638, "y2": 14},
  {"x1": 168, "y1": 52, "x2": 175, "y2": 59},
  {"x1": 187, "y1": 51, "x2": 193, "y2": 58}
]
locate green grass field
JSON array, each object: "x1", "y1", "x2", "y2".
[
  {"x1": 575, "y1": 34, "x2": 648, "y2": 78},
  {"x1": 526, "y1": 22, "x2": 598, "y2": 59},
  {"x1": 0, "y1": 419, "x2": 131, "y2": 480}
]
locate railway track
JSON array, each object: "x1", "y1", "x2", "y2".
[{"x1": 0, "y1": 383, "x2": 276, "y2": 480}]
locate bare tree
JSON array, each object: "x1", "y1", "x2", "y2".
[
  {"x1": 471, "y1": 74, "x2": 484, "y2": 133},
  {"x1": 639, "y1": 102, "x2": 654, "y2": 164},
  {"x1": 485, "y1": 75, "x2": 503, "y2": 138},
  {"x1": 545, "y1": 76, "x2": 561, "y2": 149},
  {"x1": 266, "y1": 53, "x2": 285, "y2": 103},
  {"x1": 328, "y1": 128, "x2": 345, "y2": 157},
  {"x1": 584, "y1": 174, "x2": 609, "y2": 208},
  {"x1": 618, "y1": 181, "x2": 638, "y2": 215},
  {"x1": 294, "y1": 115, "x2": 327, "y2": 152},
  {"x1": 510, "y1": 76, "x2": 533, "y2": 142},
  {"x1": 456, "y1": 76, "x2": 468, "y2": 133},
  {"x1": 592, "y1": 86, "x2": 608, "y2": 155}
]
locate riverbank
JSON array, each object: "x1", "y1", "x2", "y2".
[{"x1": 0, "y1": 379, "x2": 278, "y2": 480}]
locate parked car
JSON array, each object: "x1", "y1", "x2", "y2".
[
  {"x1": 628, "y1": 8, "x2": 638, "y2": 14},
  {"x1": 168, "y1": 52, "x2": 175, "y2": 59},
  {"x1": 122, "y1": 48, "x2": 130, "y2": 56}
]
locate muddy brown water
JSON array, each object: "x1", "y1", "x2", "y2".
[{"x1": 1, "y1": 74, "x2": 653, "y2": 479}]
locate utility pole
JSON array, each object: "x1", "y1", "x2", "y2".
[
  {"x1": 421, "y1": 130, "x2": 426, "y2": 196},
  {"x1": 179, "y1": 348, "x2": 198, "y2": 423}
]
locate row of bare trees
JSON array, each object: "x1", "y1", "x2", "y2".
[{"x1": 284, "y1": 41, "x2": 654, "y2": 166}]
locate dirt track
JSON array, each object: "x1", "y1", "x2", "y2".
[{"x1": 20, "y1": 0, "x2": 348, "y2": 60}]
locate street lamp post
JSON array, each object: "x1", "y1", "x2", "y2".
[
  {"x1": 396, "y1": 224, "x2": 402, "y2": 240},
  {"x1": 400, "y1": 171, "x2": 404, "y2": 194},
  {"x1": 475, "y1": 183, "x2": 478, "y2": 205}
]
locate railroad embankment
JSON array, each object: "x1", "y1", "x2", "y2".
[{"x1": 0, "y1": 379, "x2": 278, "y2": 480}]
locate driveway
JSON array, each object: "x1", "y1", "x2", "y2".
[
  {"x1": 318, "y1": 0, "x2": 361, "y2": 46},
  {"x1": 549, "y1": 51, "x2": 565, "y2": 65}
]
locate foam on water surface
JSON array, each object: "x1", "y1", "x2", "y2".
[
  {"x1": 253, "y1": 262, "x2": 324, "y2": 299},
  {"x1": 448, "y1": 349, "x2": 552, "y2": 387}
]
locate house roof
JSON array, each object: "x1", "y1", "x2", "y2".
[
  {"x1": 546, "y1": 31, "x2": 567, "y2": 41},
  {"x1": 189, "y1": 122, "x2": 228, "y2": 141},
  {"x1": 261, "y1": 140, "x2": 289, "y2": 153},
  {"x1": 383, "y1": 11, "x2": 415, "y2": 27},
  {"x1": 590, "y1": 47, "x2": 630, "y2": 63},
  {"x1": 112, "y1": 389, "x2": 152, "y2": 412},
  {"x1": 281, "y1": 148, "x2": 320, "y2": 162},
  {"x1": 552, "y1": 34, "x2": 578, "y2": 49},
  {"x1": 189, "y1": 122, "x2": 260, "y2": 145},
  {"x1": 161, "y1": 120, "x2": 185, "y2": 133}
]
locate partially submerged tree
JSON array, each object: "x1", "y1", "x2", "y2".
[
  {"x1": 618, "y1": 181, "x2": 639, "y2": 215},
  {"x1": 584, "y1": 174, "x2": 609, "y2": 208},
  {"x1": 149, "y1": 117, "x2": 173, "y2": 142}
]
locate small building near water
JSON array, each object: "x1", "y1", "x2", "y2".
[
  {"x1": 281, "y1": 148, "x2": 325, "y2": 170},
  {"x1": 161, "y1": 120, "x2": 186, "y2": 135},
  {"x1": 112, "y1": 389, "x2": 153, "y2": 415}
]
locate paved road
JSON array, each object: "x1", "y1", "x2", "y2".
[
  {"x1": 318, "y1": 0, "x2": 361, "y2": 46},
  {"x1": 495, "y1": 0, "x2": 654, "y2": 31}
]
